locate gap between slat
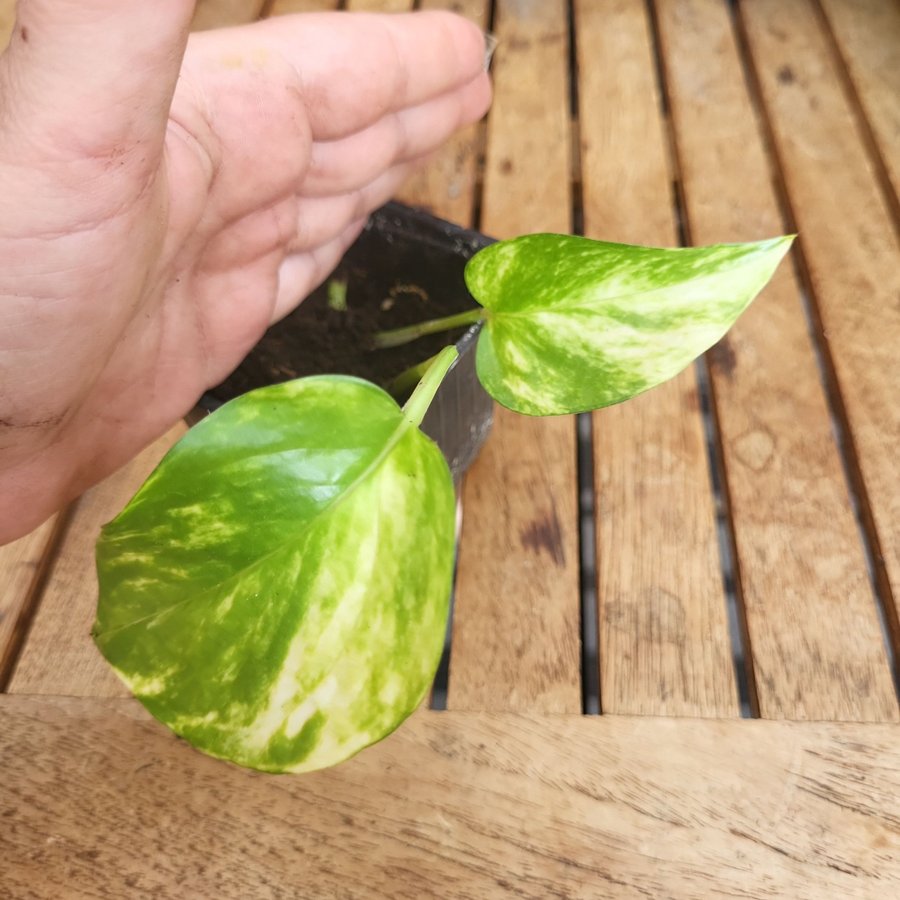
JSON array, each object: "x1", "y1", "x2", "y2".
[
  {"x1": 567, "y1": 0, "x2": 600, "y2": 715},
  {"x1": 729, "y1": 0, "x2": 900, "y2": 703},
  {"x1": 577, "y1": 412, "x2": 601, "y2": 714},
  {"x1": 645, "y1": 0, "x2": 758, "y2": 717}
]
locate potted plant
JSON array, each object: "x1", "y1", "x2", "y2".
[{"x1": 92, "y1": 205, "x2": 792, "y2": 774}]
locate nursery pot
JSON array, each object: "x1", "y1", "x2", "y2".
[{"x1": 198, "y1": 202, "x2": 495, "y2": 481}]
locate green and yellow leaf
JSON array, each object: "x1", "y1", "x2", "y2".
[
  {"x1": 466, "y1": 234, "x2": 794, "y2": 415},
  {"x1": 94, "y1": 374, "x2": 456, "y2": 774}
]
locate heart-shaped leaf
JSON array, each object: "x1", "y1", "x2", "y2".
[
  {"x1": 94, "y1": 364, "x2": 456, "y2": 773},
  {"x1": 465, "y1": 234, "x2": 794, "y2": 415}
]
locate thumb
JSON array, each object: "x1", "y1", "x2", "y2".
[{"x1": 1, "y1": 0, "x2": 194, "y2": 165}]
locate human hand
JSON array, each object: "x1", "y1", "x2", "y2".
[{"x1": 0, "y1": 1, "x2": 491, "y2": 543}]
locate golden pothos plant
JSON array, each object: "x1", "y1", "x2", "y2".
[{"x1": 93, "y1": 232, "x2": 793, "y2": 773}]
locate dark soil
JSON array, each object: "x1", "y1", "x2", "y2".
[{"x1": 208, "y1": 218, "x2": 483, "y2": 404}]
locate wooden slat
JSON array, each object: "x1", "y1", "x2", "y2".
[
  {"x1": 396, "y1": 0, "x2": 490, "y2": 226},
  {"x1": 191, "y1": 0, "x2": 267, "y2": 31},
  {"x1": 346, "y1": 0, "x2": 412, "y2": 11},
  {"x1": 268, "y1": 1, "x2": 340, "y2": 16},
  {"x1": 447, "y1": 0, "x2": 581, "y2": 714},
  {"x1": 0, "y1": 517, "x2": 60, "y2": 685},
  {"x1": 576, "y1": 0, "x2": 738, "y2": 717},
  {"x1": 0, "y1": 0, "x2": 14, "y2": 48},
  {"x1": 3, "y1": 696, "x2": 899, "y2": 899},
  {"x1": 739, "y1": 0, "x2": 900, "y2": 669},
  {"x1": 656, "y1": 0, "x2": 898, "y2": 721},
  {"x1": 818, "y1": 0, "x2": 900, "y2": 207},
  {"x1": 8, "y1": 426, "x2": 186, "y2": 697}
]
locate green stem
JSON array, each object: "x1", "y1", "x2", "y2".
[
  {"x1": 388, "y1": 352, "x2": 441, "y2": 400},
  {"x1": 373, "y1": 308, "x2": 484, "y2": 349},
  {"x1": 401, "y1": 346, "x2": 458, "y2": 428}
]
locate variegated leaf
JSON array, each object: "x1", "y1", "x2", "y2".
[
  {"x1": 94, "y1": 373, "x2": 456, "y2": 774},
  {"x1": 465, "y1": 234, "x2": 794, "y2": 415}
]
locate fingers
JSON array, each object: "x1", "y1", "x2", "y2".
[
  {"x1": 273, "y1": 217, "x2": 368, "y2": 325},
  {"x1": 290, "y1": 163, "x2": 416, "y2": 252},
  {"x1": 301, "y1": 73, "x2": 490, "y2": 197},
  {"x1": 179, "y1": 10, "x2": 491, "y2": 226},
  {"x1": 199, "y1": 159, "x2": 414, "y2": 276},
  {"x1": 196, "y1": 10, "x2": 488, "y2": 141},
  {"x1": 2, "y1": 0, "x2": 193, "y2": 167}
]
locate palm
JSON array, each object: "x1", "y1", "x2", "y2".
[{"x1": 0, "y1": 5, "x2": 489, "y2": 542}]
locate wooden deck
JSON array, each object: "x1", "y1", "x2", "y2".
[{"x1": 2, "y1": 0, "x2": 899, "y2": 896}]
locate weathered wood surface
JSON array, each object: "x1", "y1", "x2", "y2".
[
  {"x1": 347, "y1": 0, "x2": 412, "y2": 11},
  {"x1": 191, "y1": 0, "x2": 267, "y2": 30},
  {"x1": 0, "y1": 516, "x2": 61, "y2": 687},
  {"x1": 577, "y1": 0, "x2": 739, "y2": 718},
  {"x1": 447, "y1": 0, "x2": 582, "y2": 715},
  {"x1": 2, "y1": 696, "x2": 899, "y2": 900},
  {"x1": 818, "y1": 0, "x2": 900, "y2": 209},
  {"x1": 270, "y1": 0, "x2": 338, "y2": 13},
  {"x1": 656, "y1": 0, "x2": 898, "y2": 722},
  {"x1": 739, "y1": 0, "x2": 900, "y2": 656},
  {"x1": 0, "y1": 0, "x2": 14, "y2": 48}
]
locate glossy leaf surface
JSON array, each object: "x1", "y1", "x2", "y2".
[
  {"x1": 466, "y1": 234, "x2": 794, "y2": 415},
  {"x1": 94, "y1": 375, "x2": 456, "y2": 773}
]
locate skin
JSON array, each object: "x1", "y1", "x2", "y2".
[{"x1": 0, "y1": 1, "x2": 491, "y2": 544}]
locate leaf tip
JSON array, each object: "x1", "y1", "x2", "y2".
[{"x1": 761, "y1": 233, "x2": 797, "y2": 257}]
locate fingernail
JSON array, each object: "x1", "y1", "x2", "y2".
[{"x1": 483, "y1": 31, "x2": 497, "y2": 71}]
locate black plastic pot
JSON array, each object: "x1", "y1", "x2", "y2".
[{"x1": 197, "y1": 203, "x2": 495, "y2": 481}]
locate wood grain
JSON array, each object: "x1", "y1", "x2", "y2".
[
  {"x1": 268, "y1": 1, "x2": 339, "y2": 16},
  {"x1": 346, "y1": 0, "x2": 412, "y2": 11},
  {"x1": 8, "y1": 426, "x2": 186, "y2": 697},
  {"x1": 396, "y1": 0, "x2": 491, "y2": 226},
  {"x1": 2, "y1": 695, "x2": 899, "y2": 899},
  {"x1": 447, "y1": 0, "x2": 580, "y2": 715},
  {"x1": 0, "y1": 0, "x2": 14, "y2": 48},
  {"x1": 739, "y1": 0, "x2": 900, "y2": 673},
  {"x1": 576, "y1": 0, "x2": 738, "y2": 717},
  {"x1": 0, "y1": 516, "x2": 60, "y2": 686},
  {"x1": 656, "y1": 0, "x2": 898, "y2": 721},
  {"x1": 818, "y1": 0, "x2": 900, "y2": 207},
  {"x1": 191, "y1": 0, "x2": 267, "y2": 30}
]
